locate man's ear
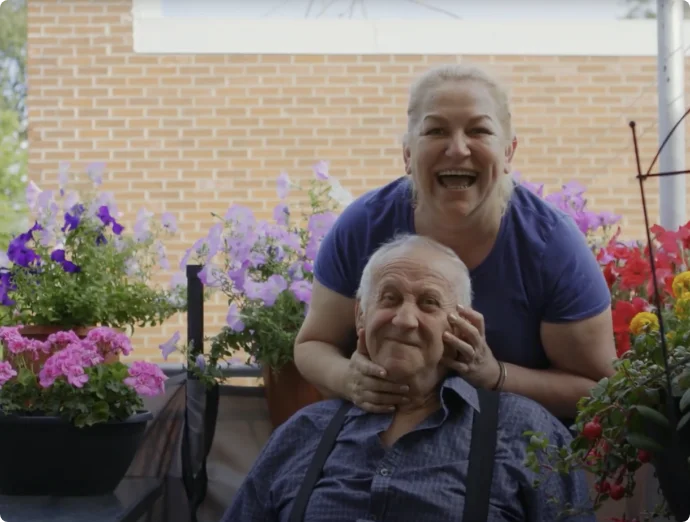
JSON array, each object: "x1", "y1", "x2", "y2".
[{"x1": 354, "y1": 299, "x2": 364, "y2": 329}]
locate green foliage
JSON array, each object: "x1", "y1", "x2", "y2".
[
  {"x1": 0, "y1": 0, "x2": 26, "y2": 127},
  {"x1": 523, "y1": 280, "x2": 690, "y2": 521},
  {"x1": 0, "y1": 166, "x2": 187, "y2": 330},
  {"x1": 0, "y1": 109, "x2": 27, "y2": 251},
  {"x1": 0, "y1": 0, "x2": 27, "y2": 251}
]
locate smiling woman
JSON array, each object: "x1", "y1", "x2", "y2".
[{"x1": 294, "y1": 63, "x2": 617, "y2": 423}]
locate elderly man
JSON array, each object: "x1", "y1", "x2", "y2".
[{"x1": 222, "y1": 234, "x2": 594, "y2": 522}]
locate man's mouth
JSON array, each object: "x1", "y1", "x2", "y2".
[
  {"x1": 436, "y1": 169, "x2": 478, "y2": 190},
  {"x1": 384, "y1": 337, "x2": 419, "y2": 348}
]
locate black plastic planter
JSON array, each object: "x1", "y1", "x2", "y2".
[
  {"x1": 0, "y1": 411, "x2": 152, "y2": 496},
  {"x1": 643, "y1": 397, "x2": 690, "y2": 522}
]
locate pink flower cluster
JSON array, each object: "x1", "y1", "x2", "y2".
[
  {"x1": 0, "y1": 361, "x2": 17, "y2": 388},
  {"x1": 39, "y1": 342, "x2": 103, "y2": 388},
  {"x1": 0, "y1": 326, "x2": 165, "y2": 397},
  {"x1": 0, "y1": 326, "x2": 52, "y2": 360},
  {"x1": 124, "y1": 360, "x2": 166, "y2": 396},
  {"x1": 82, "y1": 327, "x2": 133, "y2": 358}
]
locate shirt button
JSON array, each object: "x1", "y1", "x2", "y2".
[{"x1": 379, "y1": 468, "x2": 391, "y2": 477}]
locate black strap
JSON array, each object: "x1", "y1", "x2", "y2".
[
  {"x1": 287, "y1": 389, "x2": 499, "y2": 522},
  {"x1": 288, "y1": 401, "x2": 352, "y2": 522},
  {"x1": 462, "y1": 388, "x2": 500, "y2": 521}
]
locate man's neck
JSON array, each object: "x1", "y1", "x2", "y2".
[{"x1": 379, "y1": 385, "x2": 441, "y2": 447}]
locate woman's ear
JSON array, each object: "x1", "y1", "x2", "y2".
[
  {"x1": 402, "y1": 133, "x2": 412, "y2": 175},
  {"x1": 503, "y1": 135, "x2": 517, "y2": 174}
]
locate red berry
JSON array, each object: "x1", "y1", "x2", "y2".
[
  {"x1": 609, "y1": 484, "x2": 625, "y2": 500},
  {"x1": 595, "y1": 480, "x2": 611, "y2": 493},
  {"x1": 637, "y1": 449, "x2": 652, "y2": 463},
  {"x1": 582, "y1": 421, "x2": 603, "y2": 440}
]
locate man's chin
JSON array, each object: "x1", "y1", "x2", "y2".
[{"x1": 379, "y1": 361, "x2": 419, "y2": 383}]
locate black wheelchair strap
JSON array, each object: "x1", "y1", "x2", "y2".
[
  {"x1": 288, "y1": 401, "x2": 352, "y2": 522},
  {"x1": 288, "y1": 388, "x2": 500, "y2": 522},
  {"x1": 462, "y1": 387, "x2": 500, "y2": 521}
]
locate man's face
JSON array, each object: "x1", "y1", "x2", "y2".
[{"x1": 358, "y1": 247, "x2": 458, "y2": 384}]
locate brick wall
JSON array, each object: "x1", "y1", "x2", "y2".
[{"x1": 26, "y1": 0, "x2": 690, "y2": 361}]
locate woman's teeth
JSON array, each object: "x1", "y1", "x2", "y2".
[{"x1": 436, "y1": 171, "x2": 477, "y2": 190}]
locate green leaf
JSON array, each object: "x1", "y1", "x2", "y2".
[
  {"x1": 634, "y1": 405, "x2": 671, "y2": 428},
  {"x1": 680, "y1": 389, "x2": 690, "y2": 413},
  {"x1": 626, "y1": 433, "x2": 664, "y2": 453},
  {"x1": 591, "y1": 378, "x2": 608, "y2": 399},
  {"x1": 678, "y1": 412, "x2": 690, "y2": 432}
]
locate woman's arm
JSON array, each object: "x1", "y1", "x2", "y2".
[
  {"x1": 294, "y1": 281, "x2": 358, "y2": 399},
  {"x1": 502, "y1": 307, "x2": 616, "y2": 419}
]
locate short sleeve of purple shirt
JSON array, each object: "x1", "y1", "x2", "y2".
[{"x1": 539, "y1": 214, "x2": 612, "y2": 323}]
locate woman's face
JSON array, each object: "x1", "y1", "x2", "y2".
[{"x1": 406, "y1": 79, "x2": 515, "y2": 220}]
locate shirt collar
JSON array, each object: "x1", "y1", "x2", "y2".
[{"x1": 345, "y1": 374, "x2": 480, "y2": 417}]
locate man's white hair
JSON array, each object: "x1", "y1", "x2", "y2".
[{"x1": 356, "y1": 234, "x2": 472, "y2": 312}]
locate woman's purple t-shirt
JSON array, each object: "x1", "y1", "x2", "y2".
[{"x1": 313, "y1": 176, "x2": 611, "y2": 371}]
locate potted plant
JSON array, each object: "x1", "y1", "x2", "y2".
[
  {"x1": 161, "y1": 162, "x2": 352, "y2": 429},
  {"x1": 0, "y1": 162, "x2": 187, "y2": 359},
  {"x1": 0, "y1": 325, "x2": 168, "y2": 496},
  {"x1": 524, "y1": 222, "x2": 690, "y2": 522}
]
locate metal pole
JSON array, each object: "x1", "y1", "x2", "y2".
[{"x1": 657, "y1": 0, "x2": 686, "y2": 230}]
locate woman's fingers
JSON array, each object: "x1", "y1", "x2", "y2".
[
  {"x1": 360, "y1": 390, "x2": 409, "y2": 407},
  {"x1": 447, "y1": 313, "x2": 482, "y2": 349},
  {"x1": 456, "y1": 305, "x2": 486, "y2": 337},
  {"x1": 442, "y1": 331, "x2": 475, "y2": 362},
  {"x1": 360, "y1": 375, "x2": 409, "y2": 395},
  {"x1": 351, "y1": 348, "x2": 387, "y2": 378},
  {"x1": 441, "y1": 356, "x2": 470, "y2": 374},
  {"x1": 358, "y1": 401, "x2": 398, "y2": 414}
]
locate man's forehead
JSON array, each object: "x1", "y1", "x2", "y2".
[{"x1": 374, "y1": 256, "x2": 453, "y2": 292}]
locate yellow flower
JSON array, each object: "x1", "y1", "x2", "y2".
[
  {"x1": 675, "y1": 295, "x2": 690, "y2": 319},
  {"x1": 629, "y1": 312, "x2": 659, "y2": 335},
  {"x1": 672, "y1": 271, "x2": 690, "y2": 298}
]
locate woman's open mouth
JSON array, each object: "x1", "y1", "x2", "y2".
[{"x1": 436, "y1": 170, "x2": 478, "y2": 191}]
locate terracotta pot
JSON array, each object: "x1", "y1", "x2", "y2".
[
  {"x1": 4, "y1": 325, "x2": 122, "y2": 372},
  {"x1": 262, "y1": 361, "x2": 323, "y2": 430}
]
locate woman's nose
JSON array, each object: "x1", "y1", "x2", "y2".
[{"x1": 446, "y1": 132, "x2": 470, "y2": 157}]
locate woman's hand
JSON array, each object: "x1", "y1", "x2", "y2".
[
  {"x1": 345, "y1": 329, "x2": 410, "y2": 413},
  {"x1": 441, "y1": 305, "x2": 502, "y2": 389}
]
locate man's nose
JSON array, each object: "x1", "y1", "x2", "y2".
[
  {"x1": 446, "y1": 132, "x2": 470, "y2": 157},
  {"x1": 391, "y1": 302, "x2": 419, "y2": 329}
]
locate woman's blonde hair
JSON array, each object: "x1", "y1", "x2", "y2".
[{"x1": 404, "y1": 63, "x2": 516, "y2": 210}]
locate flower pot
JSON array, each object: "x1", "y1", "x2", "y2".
[
  {"x1": 19, "y1": 325, "x2": 94, "y2": 340},
  {"x1": 262, "y1": 361, "x2": 323, "y2": 430},
  {"x1": 0, "y1": 410, "x2": 153, "y2": 496},
  {"x1": 643, "y1": 396, "x2": 690, "y2": 521}
]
